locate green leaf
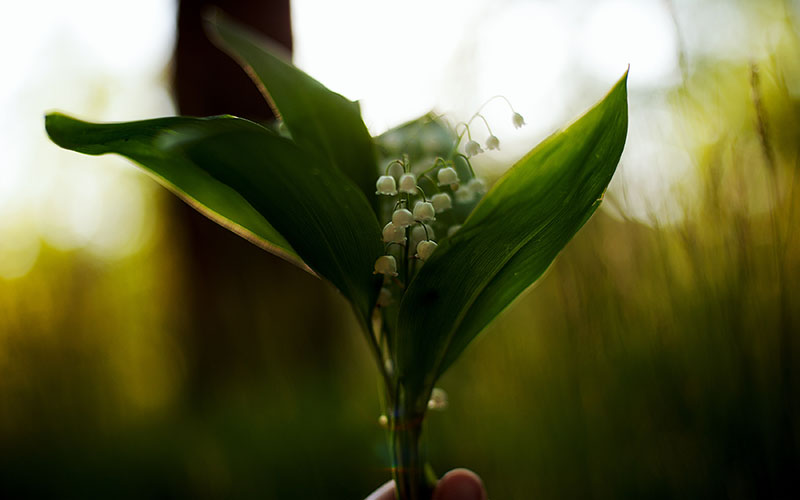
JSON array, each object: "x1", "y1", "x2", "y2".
[
  {"x1": 45, "y1": 113, "x2": 384, "y2": 329},
  {"x1": 376, "y1": 112, "x2": 457, "y2": 161},
  {"x1": 396, "y1": 73, "x2": 629, "y2": 410},
  {"x1": 45, "y1": 112, "x2": 304, "y2": 270},
  {"x1": 206, "y1": 11, "x2": 380, "y2": 212}
]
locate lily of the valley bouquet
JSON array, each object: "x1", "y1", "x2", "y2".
[{"x1": 46, "y1": 13, "x2": 628, "y2": 500}]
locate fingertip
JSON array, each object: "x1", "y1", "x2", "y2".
[
  {"x1": 365, "y1": 479, "x2": 396, "y2": 500},
  {"x1": 433, "y1": 469, "x2": 487, "y2": 500}
]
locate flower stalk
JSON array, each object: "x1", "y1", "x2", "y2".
[
  {"x1": 392, "y1": 416, "x2": 431, "y2": 500},
  {"x1": 45, "y1": 15, "x2": 628, "y2": 499},
  {"x1": 386, "y1": 380, "x2": 433, "y2": 500}
]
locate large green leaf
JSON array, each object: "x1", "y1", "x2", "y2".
[
  {"x1": 206, "y1": 12, "x2": 380, "y2": 211},
  {"x1": 45, "y1": 113, "x2": 304, "y2": 270},
  {"x1": 45, "y1": 113, "x2": 384, "y2": 329},
  {"x1": 396, "y1": 73, "x2": 629, "y2": 410}
]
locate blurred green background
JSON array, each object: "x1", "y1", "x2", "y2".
[{"x1": 2, "y1": 0, "x2": 799, "y2": 498}]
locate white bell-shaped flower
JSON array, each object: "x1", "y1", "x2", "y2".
[
  {"x1": 398, "y1": 173, "x2": 418, "y2": 194},
  {"x1": 373, "y1": 255, "x2": 398, "y2": 276},
  {"x1": 376, "y1": 175, "x2": 397, "y2": 195},
  {"x1": 512, "y1": 112, "x2": 526, "y2": 129},
  {"x1": 410, "y1": 225, "x2": 434, "y2": 247},
  {"x1": 437, "y1": 167, "x2": 459, "y2": 186},
  {"x1": 465, "y1": 140, "x2": 484, "y2": 157},
  {"x1": 485, "y1": 135, "x2": 500, "y2": 150},
  {"x1": 391, "y1": 208, "x2": 414, "y2": 228},
  {"x1": 467, "y1": 177, "x2": 487, "y2": 195},
  {"x1": 415, "y1": 240, "x2": 438, "y2": 261},
  {"x1": 427, "y1": 387, "x2": 449, "y2": 410},
  {"x1": 413, "y1": 201, "x2": 436, "y2": 222},
  {"x1": 382, "y1": 222, "x2": 406, "y2": 244},
  {"x1": 447, "y1": 224, "x2": 462, "y2": 237},
  {"x1": 455, "y1": 187, "x2": 475, "y2": 204},
  {"x1": 431, "y1": 192, "x2": 452, "y2": 212}
]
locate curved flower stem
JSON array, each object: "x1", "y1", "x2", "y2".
[
  {"x1": 473, "y1": 113, "x2": 494, "y2": 136},
  {"x1": 418, "y1": 157, "x2": 449, "y2": 178},
  {"x1": 364, "y1": 324, "x2": 392, "y2": 391},
  {"x1": 454, "y1": 122, "x2": 474, "y2": 141},
  {"x1": 421, "y1": 174, "x2": 442, "y2": 192},
  {"x1": 474, "y1": 94, "x2": 519, "y2": 116},
  {"x1": 455, "y1": 153, "x2": 477, "y2": 178}
]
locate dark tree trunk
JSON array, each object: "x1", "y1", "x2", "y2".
[
  {"x1": 173, "y1": 0, "x2": 291, "y2": 121},
  {"x1": 170, "y1": 0, "x2": 338, "y2": 404}
]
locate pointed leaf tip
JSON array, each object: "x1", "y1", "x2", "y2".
[
  {"x1": 395, "y1": 74, "x2": 629, "y2": 410},
  {"x1": 205, "y1": 12, "x2": 380, "y2": 213}
]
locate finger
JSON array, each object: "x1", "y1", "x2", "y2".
[
  {"x1": 365, "y1": 479, "x2": 396, "y2": 500},
  {"x1": 432, "y1": 469, "x2": 487, "y2": 500}
]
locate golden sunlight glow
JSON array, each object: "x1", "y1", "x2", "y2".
[
  {"x1": 0, "y1": 0, "x2": 175, "y2": 280},
  {"x1": 1, "y1": 0, "x2": 789, "y2": 283},
  {"x1": 291, "y1": 0, "x2": 691, "y2": 223},
  {"x1": 580, "y1": 0, "x2": 679, "y2": 87}
]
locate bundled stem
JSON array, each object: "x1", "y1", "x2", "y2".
[{"x1": 391, "y1": 407, "x2": 432, "y2": 500}]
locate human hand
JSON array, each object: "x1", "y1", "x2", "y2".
[{"x1": 366, "y1": 469, "x2": 487, "y2": 500}]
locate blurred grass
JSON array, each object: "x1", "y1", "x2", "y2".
[
  {"x1": 427, "y1": 53, "x2": 800, "y2": 498},
  {"x1": 3, "y1": 9, "x2": 800, "y2": 500}
]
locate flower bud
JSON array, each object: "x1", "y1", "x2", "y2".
[
  {"x1": 512, "y1": 112, "x2": 526, "y2": 129},
  {"x1": 398, "y1": 173, "x2": 418, "y2": 194},
  {"x1": 382, "y1": 222, "x2": 406, "y2": 244},
  {"x1": 373, "y1": 255, "x2": 398, "y2": 276},
  {"x1": 467, "y1": 177, "x2": 487, "y2": 195},
  {"x1": 415, "y1": 240, "x2": 438, "y2": 261},
  {"x1": 376, "y1": 175, "x2": 397, "y2": 195},
  {"x1": 410, "y1": 225, "x2": 434, "y2": 247},
  {"x1": 392, "y1": 208, "x2": 414, "y2": 228},
  {"x1": 465, "y1": 140, "x2": 484, "y2": 157},
  {"x1": 387, "y1": 162, "x2": 405, "y2": 179},
  {"x1": 431, "y1": 192, "x2": 452, "y2": 212},
  {"x1": 455, "y1": 187, "x2": 474, "y2": 204},
  {"x1": 413, "y1": 201, "x2": 436, "y2": 222},
  {"x1": 437, "y1": 166, "x2": 459, "y2": 186},
  {"x1": 485, "y1": 135, "x2": 500, "y2": 150},
  {"x1": 427, "y1": 387, "x2": 449, "y2": 410}
]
